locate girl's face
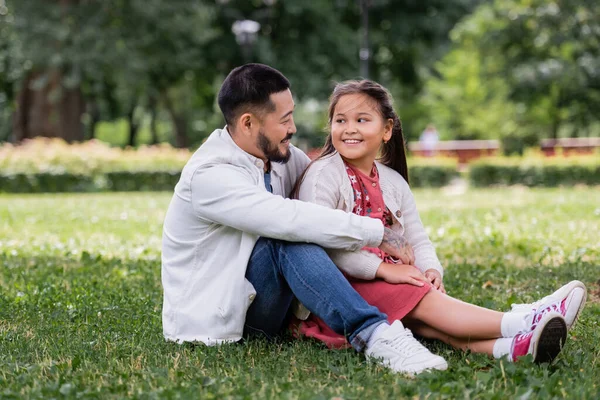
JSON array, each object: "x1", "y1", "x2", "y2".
[{"x1": 331, "y1": 93, "x2": 393, "y2": 173}]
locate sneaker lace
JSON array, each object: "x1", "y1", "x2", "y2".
[
  {"x1": 511, "y1": 296, "x2": 549, "y2": 312},
  {"x1": 384, "y1": 329, "x2": 427, "y2": 356},
  {"x1": 521, "y1": 300, "x2": 563, "y2": 332}
]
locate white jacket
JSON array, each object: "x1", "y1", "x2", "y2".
[
  {"x1": 161, "y1": 128, "x2": 384, "y2": 345},
  {"x1": 297, "y1": 152, "x2": 444, "y2": 280}
]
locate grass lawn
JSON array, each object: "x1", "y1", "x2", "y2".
[{"x1": 1, "y1": 187, "x2": 599, "y2": 399}]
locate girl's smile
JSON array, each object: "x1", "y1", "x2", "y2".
[{"x1": 331, "y1": 93, "x2": 393, "y2": 175}]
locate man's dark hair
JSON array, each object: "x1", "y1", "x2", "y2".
[{"x1": 218, "y1": 63, "x2": 291, "y2": 127}]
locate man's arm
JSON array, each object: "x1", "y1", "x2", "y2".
[
  {"x1": 296, "y1": 161, "x2": 414, "y2": 276},
  {"x1": 190, "y1": 164, "x2": 383, "y2": 251}
]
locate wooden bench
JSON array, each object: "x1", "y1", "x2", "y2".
[
  {"x1": 540, "y1": 137, "x2": 600, "y2": 156},
  {"x1": 408, "y1": 140, "x2": 501, "y2": 164}
]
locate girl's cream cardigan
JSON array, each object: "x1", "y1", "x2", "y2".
[{"x1": 297, "y1": 151, "x2": 444, "y2": 280}]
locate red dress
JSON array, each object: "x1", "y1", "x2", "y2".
[{"x1": 291, "y1": 162, "x2": 431, "y2": 349}]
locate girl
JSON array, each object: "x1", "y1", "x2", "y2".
[{"x1": 292, "y1": 80, "x2": 587, "y2": 372}]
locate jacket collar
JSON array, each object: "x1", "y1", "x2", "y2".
[
  {"x1": 326, "y1": 151, "x2": 395, "y2": 194},
  {"x1": 219, "y1": 126, "x2": 267, "y2": 171}
]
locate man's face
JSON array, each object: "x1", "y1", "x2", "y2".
[{"x1": 255, "y1": 89, "x2": 296, "y2": 164}]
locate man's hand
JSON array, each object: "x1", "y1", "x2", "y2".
[
  {"x1": 424, "y1": 269, "x2": 446, "y2": 293},
  {"x1": 375, "y1": 262, "x2": 428, "y2": 286},
  {"x1": 379, "y1": 227, "x2": 415, "y2": 265}
]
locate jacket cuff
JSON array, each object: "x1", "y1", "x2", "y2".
[
  {"x1": 361, "y1": 256, "x2": 383, "y2": 280},
  {"x1": 417, "y1": 263, "x2": 444, "y2": 278},
  {"x1": 363, "y1": 218, "x2": 385, "y2": 248}
]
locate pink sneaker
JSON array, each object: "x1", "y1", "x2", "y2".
[
  {"x1": 511, "y1": 280, "x2": 587, "y2": 329},
  {"x1": 511, "y1": 311, "x2": 567, "y2": 363}
]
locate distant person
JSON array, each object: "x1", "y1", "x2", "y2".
[
  {"x1": 419, "y1": 124, "x2": 439, "y2": 156},
  {"x1": 161, "y1": 64, "x2": 585, "y2": 376},
  {"x1": 291, "y1": 79, "x2": 587, "y2": 365}
]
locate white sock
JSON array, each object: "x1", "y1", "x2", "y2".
[
  {"x1": 492, "y1": 337, "x2": 513, "y2": 360},
  {"x1": 367, "y1": 321, "x2": 390, "y2": 348},
  {"x1": 500, "y1": 311, "x2": 529, "y2": 337}
]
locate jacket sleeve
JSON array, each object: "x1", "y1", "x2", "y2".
[
  {"x1": 396, "y1": 179, "x2": 444, "y2": 277},
  {"x1": 189, "y1": 163, "x2": 383, "y2": 251},
  {"x1": 297, "y1": 162, "x2": 383, "y2": 279}
]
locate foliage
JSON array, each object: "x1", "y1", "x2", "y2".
[
  {"x1": 0, "y1": 138, "x2": 189, "y2": 175},
  {"x1": 0, "y1": 138, "x2": 188, "y2": 192},
  {"x1": 423, "y1": 43, "x2": 524, "y2": 141},
  {"x1": 408, "y1": 158, "x2": 460, "y2": 187},
  {"x1": 0, "y1": 4, "x2": 21, "y2": 142},
  {"x1": 469, "y1": 154, "x2": 600, "y2": 186},
  {"x1": 0, "y1": 189, "x2": 598, "y2": 397},
  {"x1": 477, "y1": 0, "x2": 600, "y2": 138},
  {"x1": 2, "y1": 0, "x2": 219, "y2": 145},
  {"x1": 0, "y1": 138, "x2": 459, "y2": 192},
  {"x1": 0, "y1": 0, "x2": 483, "y2": 146},
  {"x1": 425, "y1": 0, "x2": 600, "y2": 144}
]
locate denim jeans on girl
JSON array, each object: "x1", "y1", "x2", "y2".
[{"x1": 243, "y1": 237, "x2": 388, "y2": 352}]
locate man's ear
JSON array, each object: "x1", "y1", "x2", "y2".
[{"x1": 237, "y1": 112, "x2": 256, "y2": 136}]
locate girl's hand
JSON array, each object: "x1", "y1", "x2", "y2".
[
  {"x1": 424, "y1": 269, "x2": 446, "y2": 293},
  {"x1": 375, "y1": 262, "x2": 428, "y2": 287}
]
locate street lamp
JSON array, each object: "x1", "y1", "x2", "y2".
[{"x1": 231, "y1": 19, "x2": 261, "y2": 62}]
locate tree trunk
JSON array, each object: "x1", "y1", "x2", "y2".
[
  {"x1": 13, "y1": 70, "x2": 85, "y2": 143},
  {"x1": 126, "y1": 105, "x2": 139, "y2": 147},
  {"x1": 172, "y1": 114, "x2": 188, "y2": 148},
  {"x1": 162, "y1": 92, "x2": 188, "y2": 148},
  {"x1": 87, "y1": 99, "x2": 100, "y2": 140},
  {"x1": 148, "y1": 94, "x2": 159, "y2": 145},
  {"x1": 12, "y1": 74, "x2": 32, "y2": 141},
  {"x1": 549, "y1": 84, "x2": 561, "y2": 140}
]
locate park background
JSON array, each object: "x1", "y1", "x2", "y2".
[{"x1": 0, "y1": 0, "x2": 599, "y2": 398}]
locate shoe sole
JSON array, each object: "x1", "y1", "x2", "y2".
[
  {"x1": 562, "y1": 280, "x2": 587, "y2": 330},
  {"x1": 532, "y1": 314, "x2": 567, "y2": 364}
]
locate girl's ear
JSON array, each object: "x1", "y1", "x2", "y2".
[{"x1": 383, "y1": 118, "x2": 394, "y2": 142}]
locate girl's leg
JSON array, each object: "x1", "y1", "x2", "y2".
[
  {"x1": 406, "y1": 289, "x2": 504, "y2": 340},
  {"x1": 404, "y1": 319, "x2": 497, "y2": 356}
]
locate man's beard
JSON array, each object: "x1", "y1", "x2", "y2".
[{"x1": 257, "y1": 129, "x2": 292, "y2": 164}]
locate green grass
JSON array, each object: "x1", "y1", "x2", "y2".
[{"x1": 1, "y1": 188, "x2": 599, "y2": 399}]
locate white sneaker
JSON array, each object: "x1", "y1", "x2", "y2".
[
  {"x1": 365, "y1": 320, "x2": 448, "y2": 375},
  {"x1": 511, "y1": 280, "x2": 587, "y2": 329}
]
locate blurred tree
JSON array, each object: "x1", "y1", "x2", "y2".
[
  {"x1": 0, "y1": 4, "x2": 21, "y2": 141},
  {"x1": 424, "y1": 0, "x2": 600, "y2": 147},
  {"x1": 214, "y1": 0, "x2": 484, "y2": 140},
  {"x1": 1, "y1": 0, "x2": 484, "y2": 146},
  {"x1": 361, "y1": 0, "x2": 486, "y2": 139},
  {"x1": 109, "y1": 0, "x2": 218, "y2": 148},
  {"x1": 10, "y1": 0, "x2": 93, "y2": 142},
  {"x1": 471, "y1": 0, "x2": 600, "y2": 139},
  {"x1": 4, "y1": 0, "x2": 217, "y2": 146},
  {"x1": 424, "y1": 45, "x2": 518, "y2": 140}
]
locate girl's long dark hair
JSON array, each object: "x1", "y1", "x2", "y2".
[{"x1": 291, "y1": 80, "x2": 409, "y2": 198}]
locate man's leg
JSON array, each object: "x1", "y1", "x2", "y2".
[{"x1": 244, "y1": 238, "x2": 387, "y2": 351}]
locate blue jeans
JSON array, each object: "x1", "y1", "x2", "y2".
[{"x1": 244, "y1": 237, "x2": 387, "y2": 352}]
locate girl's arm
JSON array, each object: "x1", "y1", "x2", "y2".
[{"x1": 394, "y1": 178, "x2": 444, "y2": 278}]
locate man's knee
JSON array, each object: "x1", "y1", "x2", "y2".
[{"x1": 278, "y1": 241, "x2": 328, "y2": 257}]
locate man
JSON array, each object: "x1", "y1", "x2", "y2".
[{"x1": 161, "y1": 63, "x2": 447, "y2": 375}]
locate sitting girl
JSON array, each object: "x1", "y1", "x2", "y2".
[{"x1": 292, "y1": 80, "x2": 587, "y2": 375}]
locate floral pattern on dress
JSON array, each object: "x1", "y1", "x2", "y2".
[{"x1": 344, "y1": 162, "x2": 398, "y2": 264}]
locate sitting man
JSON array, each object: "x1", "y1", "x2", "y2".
[{"x1": 161, "y1": 63, "x2": 447, "y2": 375}]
